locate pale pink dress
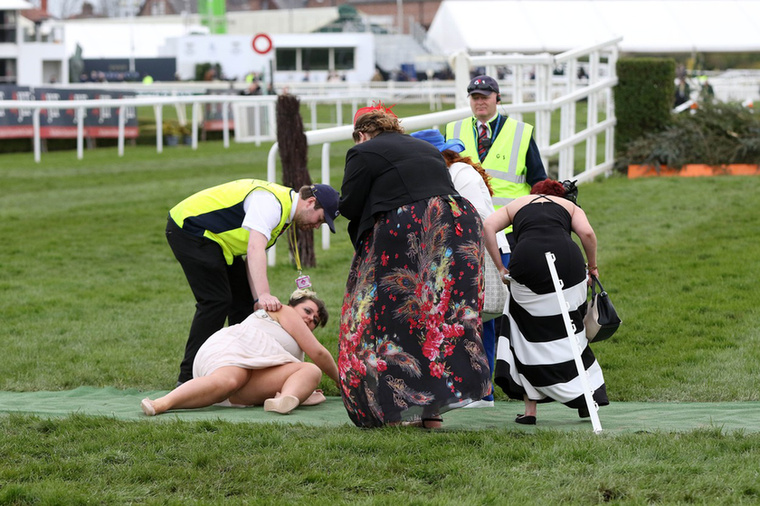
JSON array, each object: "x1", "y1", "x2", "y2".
[{"x1": 193, "y1": 309, "x2": 304, "y2": 378}]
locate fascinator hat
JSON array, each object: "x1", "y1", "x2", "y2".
[
  {"x1": 290, "y1": 288, "x2": 317, "y2": 302},
  {"x1": 410, "y1": 129, "x2": 465, "y2": 153},
  {"x1": 353, "y1": 102, "x2": 397, "y2": 124}
]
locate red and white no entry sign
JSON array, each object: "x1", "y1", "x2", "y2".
[{"x1": 252, "y1": 33, "x2": 273, "y2": 55}]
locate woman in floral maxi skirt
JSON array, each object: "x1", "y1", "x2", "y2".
[{"x1": 338, "y1": 107, "x2": 490, "y2": 428}]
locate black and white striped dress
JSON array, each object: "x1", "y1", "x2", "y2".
[{"x1": 493, "y1": 197, "x2": 608, "y2": 411}]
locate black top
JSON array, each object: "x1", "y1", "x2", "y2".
[
  {"x1": 509, "y1": 197, "x2": 586, "y2": 293},
  {"x1": 339, "y1": 132, "x2": 457, "y2": 249}
]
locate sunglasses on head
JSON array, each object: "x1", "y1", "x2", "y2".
[{"x1": 468, "y1": 82, "x2": 497, "y2": 94}]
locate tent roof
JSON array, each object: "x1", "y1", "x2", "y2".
[
  {"x1": 427, "y1": 0, "x2": 760, "y2": 55},
  {"x1": 1, "y1": 0, "x2": 34, "y2": 9}
]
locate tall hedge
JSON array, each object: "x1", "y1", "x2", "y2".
[{"x1": 615, "y1": 58, "x2": 675, "y2": 153}]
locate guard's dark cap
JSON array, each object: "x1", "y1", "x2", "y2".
[
  {"x1": 467, "y1": 75, "x2": 500, "y2": 96},
  {"x1": 311, "y1": 184, "x2": 340, "y2": 233}
]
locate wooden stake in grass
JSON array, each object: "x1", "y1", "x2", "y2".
[{"x1": 277, "y1": 93, "x2": 316, "y2": 268}]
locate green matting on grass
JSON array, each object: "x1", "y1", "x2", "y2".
[{"x1": 1, "y1": 387, "x2": 759, "y2": 433}]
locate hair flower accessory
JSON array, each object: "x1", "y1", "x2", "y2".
[
  {"x1": 290, "y1": 288, "x2": 318, "y2": 301},
  {"x1": 353, "y1": 101, "x2": 397, "y2": 124}
]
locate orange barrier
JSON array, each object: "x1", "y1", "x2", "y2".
[{"x1": 628, "y1": 164, "x2": 760, "y2": 178}]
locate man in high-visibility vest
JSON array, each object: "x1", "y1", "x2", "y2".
[
  {"x1": 166, "y1": 180, "x2": 340, "y2": 385},
  {"x1": 446, "y1": 75, "x2": 547, "y2": 230},
  {"x1": 446, "y1": 75, "x2": 546, "y2": 407}
]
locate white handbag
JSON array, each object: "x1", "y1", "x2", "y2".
[{"x1": 482, "y1": 256, "x2": 507, "y2": 321}]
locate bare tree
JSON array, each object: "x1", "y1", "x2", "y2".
[
  {"x1": 58, "y1": 0, "x2": 84, "y2": 18},
  {"x1": 98, "y1": 0, "x2": 122, "y2": 17},
  {"x1": 276, "y1": 93, "x2": 316, "y2": 269}
]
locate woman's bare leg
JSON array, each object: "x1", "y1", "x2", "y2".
[
  {"x1": 143, "y1": 366, "x2": 250, "y2": 415},
  {"x1": 523, "y1": 396, "x2": 537, "y2": 417},
  {"x1": 279, "y1": 363, "x2": 323, "y2": 401},
  {"x1": 229, "y1": 362, "x2": 322, "y2": 406}
]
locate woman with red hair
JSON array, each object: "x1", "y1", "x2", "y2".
[{"x1": 483, "y1": 178, "x2": 608, "y2": 425}]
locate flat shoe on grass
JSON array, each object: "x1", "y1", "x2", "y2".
[
  {"x1": 264, "y1": 395, "x2": 300, "y2": 415},
  {"x1": 141, "y1": 398, "x2": 156, "y2": 416},
  {"x1": 515, "y1": 414, "x2": 536, "y2": 425}
]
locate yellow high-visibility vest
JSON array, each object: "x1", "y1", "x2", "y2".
[
  {"x1": 170, "y1": 179, "x2": 293, "y2": 264},
  {"x1": 447, "y1": 116, "x2": 533, "y2": 234}
]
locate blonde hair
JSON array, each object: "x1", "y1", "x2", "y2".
[{"x1": 352, "y1": 109, "x2": 404, "y2": 142}]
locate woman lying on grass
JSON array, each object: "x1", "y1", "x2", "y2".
[{"x1": 141, "y1": 289, "x2": 339, "y2": 416}]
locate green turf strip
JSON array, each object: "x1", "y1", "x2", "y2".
[{"x1": 1, "y1": 387, "x2": 758, "y2": 433}]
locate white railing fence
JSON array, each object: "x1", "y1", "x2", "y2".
[
  {"x1": 2, "y1": 38, "x2": 621, "y2": 264},
  {"x1": 266, "y1": 37, "x2": 622, "y2": 264},
  {"x1": 451, "y1": 37, "x2": 621, "y2": 183},
  {"x1": 0, "y1": 93, "x2": 399, "y2": 162}
]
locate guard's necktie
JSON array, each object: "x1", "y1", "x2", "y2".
[{"x1": 477, "y1": 123, "x2": 489, "y2": 161}]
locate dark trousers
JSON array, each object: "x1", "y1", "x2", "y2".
[
  {"x1": 166, "y1": 218, "x2": 254, "y2": 383},
  {"x1": 481, "y1": 318, "x2": 496, "y2": 400}
]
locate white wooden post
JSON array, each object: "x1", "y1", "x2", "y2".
[
  {"x1": 191, "y1": 102, "x2": 199, "y2": 150},
  {"x1": 310, "y1": 100, "x2": 318, "y2": 131},
  {"x1": 321, "y1": 142, "x2": 332, "y2": 250},
  {"x1": 118, "y1": 105, "x2": 125, "y2": 157},
  {"x1": 33, "y1": 109, "x2": 41, "y2": 163},
  {"x1": 222, "y1": 101, "x2": 230, "y2": 148},
  {"x1": 154, "y1": 104, "x2": 163, "y2": 154},
  {"x1": 76, "y1": 107, "x2": 84, "y2": 160},
  {"x1": 452, "y1": 51, "x2": 471, "y2": 109},
  {"x1": 511, "y1": 64, "x2": 523, "y2": 123},
  {"x1": 336, "y1": 100, "x2": 343, "y2": 127},
  {"x1": 545, "y1": 252, "x2": 603, "y2": 434},
  {"x1": 586, "y1": 51, "x2": 600, "y2": 172}
]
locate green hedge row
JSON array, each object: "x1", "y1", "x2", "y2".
[{"x1": 615, "y1": 57, "x2": 675, "y2": 153}]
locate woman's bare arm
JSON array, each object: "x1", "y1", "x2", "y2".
[{"x1": 273, "y1": 306, "x2": 339, "y2": 385}]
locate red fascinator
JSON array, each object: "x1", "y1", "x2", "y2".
[{"x1": 353, "y1": 102, "x2": 397, "y2": 124}]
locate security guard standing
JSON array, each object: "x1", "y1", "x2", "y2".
[
  {"x1": 166, "y1": 180, "x2": 340, "y2": 385},
  {"x1": 446, "y1": 74, "x2": 546, "y2": 242}
]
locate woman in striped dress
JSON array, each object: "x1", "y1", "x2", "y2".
[{"x1": 483, "y1": 179, "x2": 608, "y2": 425}]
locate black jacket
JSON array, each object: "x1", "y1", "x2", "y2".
[{"x1": 339, "y1": 132, "x2": 457, "y2": 249}]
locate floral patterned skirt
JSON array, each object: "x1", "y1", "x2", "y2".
[{"x1": 338, "y1": 195, "x2": 491, "y2": 428}]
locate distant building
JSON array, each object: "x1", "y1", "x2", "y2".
[
  {"x1": 1, "y1": 0, "x2": 68, "y2": 85},
  {"x1": 167, "y1": 32, "x2": 375, "y2": 82}
]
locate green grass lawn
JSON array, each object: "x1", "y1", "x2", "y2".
[{"x1": 2, "y1": 139, "x2": 760, "y2": 504}]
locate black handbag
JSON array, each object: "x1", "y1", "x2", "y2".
[{"x1": 583, "y1": 274, "x2": 621, "y2": 342}]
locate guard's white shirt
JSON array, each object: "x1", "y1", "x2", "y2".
[{"x1": 241, "y1": 190, "x2": 298, "y2": 241}]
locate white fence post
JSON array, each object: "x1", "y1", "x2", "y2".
[
  {"x1": 321, "y1": 142, "x2": 332, "y2": 250},
  {"x1": 452, "y1": 51, "x2": 471, "y2": 109},
  {"x1": 153, "y1": 104, "x2": 163, "y2": 154},
  {"x1": 118, "y1": 105, "x2": 125, "y2": 157},
  {"x1": 545, "y1": 252, "x2": 603, "y2": 434},
  {"x1": 76, "y1": 107, "x2": 84, "y2": 160},
  {"x1": 586, "y1": 51, "x2": 600, "y2": 173},
  {"x1": 33, "y1": 109, "x2": 41, "y2": 163}
]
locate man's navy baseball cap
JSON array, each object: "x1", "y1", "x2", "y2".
[
  {"x1": 467, "y1": 75, "x2": 500, "y2": 96},
  {"x1": 311, "y1": 184, "x2": 340, "y2": 233}
]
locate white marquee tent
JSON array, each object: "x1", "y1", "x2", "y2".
[
  {"x1": 426, "y1": 0, "x2": 760, "y2": 55},
  {"x1": 60, "y1": 8, "x2": 341, "y2": 60}
]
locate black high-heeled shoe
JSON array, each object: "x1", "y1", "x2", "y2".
[{"x1": 515, "y1": 414, "x2": 536, "y2": 425}]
